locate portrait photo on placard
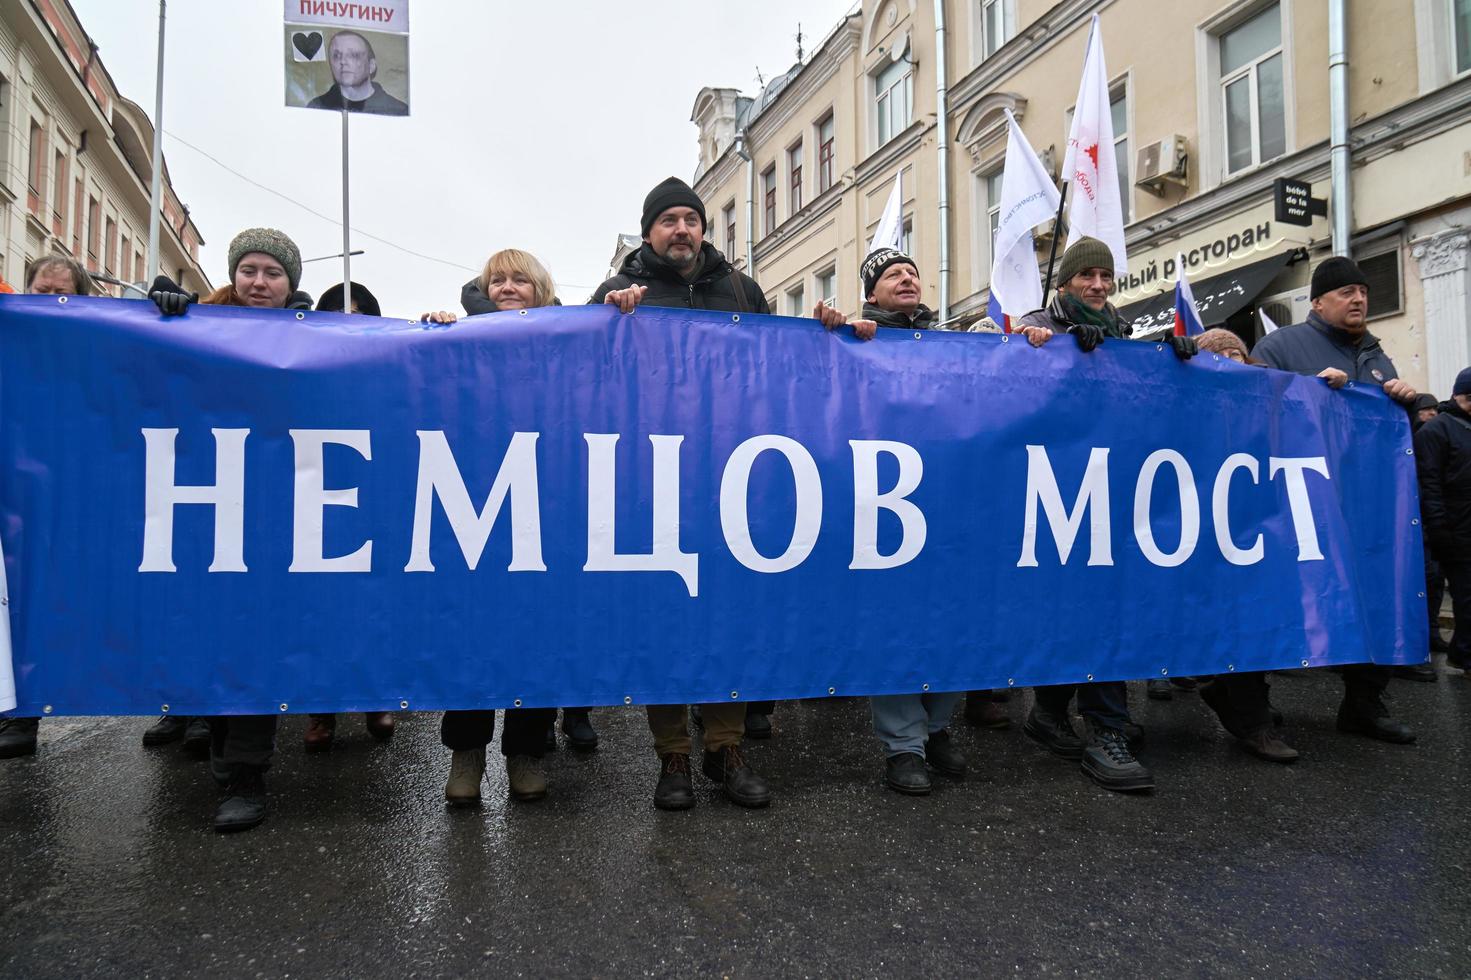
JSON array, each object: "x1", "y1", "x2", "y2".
[{"x1": 283, "y1": 25, "x2": 409, "y2": 116}]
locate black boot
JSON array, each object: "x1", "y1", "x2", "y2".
[
  {"x1": 214, "y1": 767, "x2": 267, "y2": 832},
  {"x1": 1146, "y1": 679, "x2": 1173, "y2": 701},
  {"x1": 701, "y1": 745, "x2": 772, "y2": 808},
  {"x1": 924, "y1": 729, "x2": 966, "y2": 777},
  {"x1": 142, "y1": 714, "x2": 189, "y2": 746},
  {"x1": 1024, "y1": 704, "x2": 1084, "y2": 760},
  {"x1": 1337, "y1": 696, "x2": 1416, "y2": 744},
  {"x1": 1081, "y1": 728, "x2": 1155, "y2": 792},
  {"x1": 0, "y1": 717, "x2": 39, "y2": 759},
  {"x1": 1393, "y1": 662, "x2": 1438, "y2": 683},
  {"x1": 884, "y1": 752, "x2": 931, "y2": 795},
  {"x1": 744, "y1": 709, "x2": 773, "y2": 740},
  {"x1": 180, "y1": 718, "x2": 211, "y2": 758},
  {"x1": 561, "y1": 710, "x2": 598, "y2": 751},
  {"x1": 654, "y1": 753, "x2": 694, "y2": 811}
]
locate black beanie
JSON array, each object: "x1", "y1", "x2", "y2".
[
  {"x1": 641, "y1": 177, "x2": 706, "y2": 237},
  {"x1": 862, "y1": 248, "x2": 918, "y2": 297},
  {"x1": 1455, "y1": 368, "x2": 1471, "y2": 397},
  {"x1": 1310, "y1": 256, "x2": 1368, "y2": 300}
]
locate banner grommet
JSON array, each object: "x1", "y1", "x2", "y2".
[
  {"x1": 1001, "y1": 335, "x2": 1009, "y2": 343},
  {"x1": 57, "y1": 296, "x2": 67, "y2": 305},
  {"x1": 1413, "y1": 518, "x2": 1420, "y2": 525},
  {"x1": 732, "y1": 315, "x2": 741, "y2": 324},
  {"x1": 279, "y1": 703, "x2": 289, "y2": 712},
  {"x1": 1086, "y1": 674, "x2": 1094, "y2": 681},
  {"x1": 729, "y1": 690, "x2": 739, "y2": 699},
  {"x1": 1300, "y1": 660, "x2": 1310, "y2": 667},
  {"x1": 1228, "y1": 664, "x2": 1235, "y2": 671},
  {"x1": 399, "y1": 700, "x2": 408, "y2": 709},
  {"x1": 623, "y1": 696, "x2": 632, "y2": 705},
  {"x1": 295, "y1": 312, "x2": 305, "y2": 320},
  {"x1": 921, "y1": 683, "x2": 930, "y2": 691},
  {"x1": 913, "y1": 332, "x2": 922, "y2": 340},
  {"x1": 828, "y1": 687, "x2": 836, "y2": 695},
  {"x1": 161, "y1": 704, "x2": 170, "y2": 713},
  {"x1": 42, "y1": 705, "x2": 52, "y2": 714},
  {"x1": 513, "y1": 699, "x2": 522, "y2": 707},
  {"x1": 1160, "y1": 668, "x2": 1169, "y2": 676}
]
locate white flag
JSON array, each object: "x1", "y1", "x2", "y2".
[
  {"x1": 1259, "y1": 307, "x2": 1280, "y2": 334},
  {"x1": 868, "y1": 170, "x2": 904, "y2": 254},
  {"x1": 989, "y1": 110, "x2": 1061, "y2": 319},
  {"x1": 1062, "y1": 14, "x2": 1127, "y2": 275}
]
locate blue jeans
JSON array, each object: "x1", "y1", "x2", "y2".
[{"x1": 870, "y1": 692, "x2": 964, "y2": 757}]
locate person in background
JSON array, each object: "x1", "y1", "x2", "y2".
[
  {"x1": 1411, "y1": 393, "x2": 1451, "y2": 661},
  {"x1": 1414, "y1": 369, "x2": 1471, "y2": 678},
  {"x1": 316, "y1": 281, "x2": 383, "y2": 316}
]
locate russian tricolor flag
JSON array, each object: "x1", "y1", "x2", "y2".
[
  {"x1": 987, "y1": 290, "x2": 1010, "y2": 333},
  {"x1": 1173, "y1": 258, "x2": 1205, "y2": 337}
]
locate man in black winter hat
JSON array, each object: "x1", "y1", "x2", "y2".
[
  {"x1": 1415, "y1": 367, "x2": 1471, "y2": 677},
  {"x1": 1247, "y1": 254, "x2": 1425, "y2": 743}
]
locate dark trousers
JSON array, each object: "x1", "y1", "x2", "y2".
[
  {"x1": 1203, "y1": 672, "x2": 1272, "y2": 736},
  {"x1": 441, "y1": 708, "x2": 556, "y2": 757},
  {"x1": 748, "y1": 701, "x2": 774, "y2": 717},
  {"x1": 208, "y1": 715, "x2": 277, "y2": 771},
  {"x1": 1427, "y1": 554, "x2": 1446, "y2": 640},
  {"x1": 1443, "y1": 559, "x2": 1471, "y2": 666},
  {"x1": 1339, "y1": 663, "x2": 1391, "y2": 713},
  {"x1": 1034, "y1": 681, "x2": 1129, "y2": 731}
]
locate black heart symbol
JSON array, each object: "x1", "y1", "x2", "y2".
[{"x1": 293, "y1": 31, "x2": 323, "y2": 60}]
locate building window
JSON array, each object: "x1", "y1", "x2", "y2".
[
  {"x1": 105, "y1": 217, "x2": 117, "y2": 275},
  {"x1": 723, "y1": 202, "x2": 737, "y2": 260},
  {"x1": 1111, "y1": 88, "x2": 1131, "y2": 223},
  {"x1": 817, "y1": 267, "x2": 837, "y2": 308},
  {"x1": 787, "y1": 283, "x2": 807, "y2": 317},
  {"x1": 817, "y1": 113, "x2": 835, "y2": 192},
  {"x1": 1220, "y1": 4, "x2": 1286, "y2": 175},
  {"x1": 762, "y1": 165, "x2": 777, "y2": 236},
  {"x1": 875, "y1": 58, "x2": 912, "y2": 146},
  {"x1": 1456, "y1": 0, "x2": 1471, "y2": 75},
  {"x1": 26, "y1": 119, "x2": 45, "y2": 216},
  {"x1": 788, "y1": 142, "x2": 803, "y2": 213},
  {"x1": 51, "y1": 149, "x2": 68, "y2": 239},
  {"x1": 901, "y1": 217, "x2": 913, "y2": 256},
  {"x1": 1361, "y1": 247, "x2": 1403, "y2": 319},
  {"x1": 134, "y1": 249, "x2": 145, "y2": 283},
  {"x1": 120, "y1": 234, "x2": 131, "y2": 281},
  {"x1": 72, "y1": 176, "x2": 84, "y2": 257},
  {"x1": 86, "y1": 196, "x2": 101, "y2": 272},
  {"x1": 980, "y1": 0, "x2": 1016, "y2": 60}
]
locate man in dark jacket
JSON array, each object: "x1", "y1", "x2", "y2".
[
  {"x1": 1012, "y1": 237, "x2": 1197, "y2": 793},
  {"x1": 306, "y1": 31, "x2": 408, "y2": 115},
  {"x1": 1249, "y1": 255, "x2": 1423, "y2": 742},
  {"x1": 1414, "y1": 368, "x2": 1471, "y2": 675},
  {"x1": 589, "y1": 177, "x2": 846, "y2": 813}
]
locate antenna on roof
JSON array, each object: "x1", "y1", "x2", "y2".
[
  {"x1": 795, "y1": 23, "x2": 805, "y2": 61},
  {"x1": 755, "y1": 66, "x2": 765, "y2": 87}
]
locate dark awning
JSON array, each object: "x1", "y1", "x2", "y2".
[{"x1": 1116, "y1": 250, "x2": 1294, "y2": 337}]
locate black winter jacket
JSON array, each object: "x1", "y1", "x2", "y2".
[
  {"x1": 861, "y1": 301, "x2": 937, "y2": 329},
  {"x1": 589, "y1": 242, "x2": 769, "y2": 314},
  {"x1": 1250, "y1": 312, "x2": 1400, "y2": 384},
  {"x1": 1414, "y1": 401, "x2": 1471, "y2": 561}
]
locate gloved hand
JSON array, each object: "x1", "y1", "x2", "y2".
[
  {"x1": 148, "y1": 275, "x2": 197, "y2": 316},
  {"x1": 1070, "y1": 323, "x2": 1105, "y2": 353},
  {"x1": 1168, "y1": 334, "x2": 1199, "y2": 360}
]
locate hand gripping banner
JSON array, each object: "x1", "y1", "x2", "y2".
[{"x1": 0, "y1": 296, "x2": 1425, "y2": 716}]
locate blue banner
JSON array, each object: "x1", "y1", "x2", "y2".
[{"x1": 0, "y1": 295, "x2": 1425, "y2": 716}]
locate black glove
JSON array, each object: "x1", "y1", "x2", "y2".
[
  {"x1": 148, "y1": 275, "x2": 197, "y2": 317},
  {"x1": 1070, "y1": 323, "x2": 1105, "y2": 353},
  {"x1": 1168, "y1": 334, "x2": 1199, "y2": 360}
]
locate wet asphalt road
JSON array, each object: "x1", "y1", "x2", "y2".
[{"x1": 1, "y1": 669, "x2": 1469, "y2": 978}]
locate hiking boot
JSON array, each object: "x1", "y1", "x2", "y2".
[
  {"x1": 1337, "y1": 699, "x2": 1416, "y2": 744},
  {"x1": 506, "y1": 754, "x2": 548, "y2": 802},
  {"x1": 181, "y1": 718, "x2": 212, "y2": 758},
  {"x1": 924, "y1": 729, "x2": 966, "y2": 778},
  {"x1": 964, "y1": 692, "x2": 1011, "y2": 729},
  {"x1": 1238, "y1": 729, "x2": 1300, "y2": 763},
  {"x1": 142, "y1": 714, "x2": 188, "y2": 746},
  {"x1": 561, "y1": 710, "x2": 598, "y2": 751},
  {"x1": 1146, "y1": 678, "x2": 1173, "y2": 701},
  {"x1": 303, "y1": 714, "x2": 336, "y2": 753},
  {"x1": 214, "y1": 767, "x2": 267, "y2": 833},
  {"x1": 1393, "y1": 663, "x2": 1437, "y2": 683},
  {"x1": 1169, "y1": 677, "x2": 1199, "y2": 693},
  {"x1": 1024, "y1": 704, "x2": 1084, "y2": 760},
  {"x1": 884, "y1": 752, "x2": 931, "y2": 795},
  {"x1": 1081, "y1": 728, "x2": 1155, "y2": 792},
  {"x1": 445, "y1": 748, "x2": 485, "y2": 806},
  {"x1": 0, "y1": 717, "x2": 39, "y2": 759},
  {"x1": 364, "y1": 712, "x2": 396, "y2": 740},
  {"x1": 744, "y1": 710, "x2": 773, "y2": 740},
  {"x1": 654, "y1": 753, "x2": 694, "y2": 811},
  {"x1": 701, "y1": 745, "x2": 772, "y2": 808}
]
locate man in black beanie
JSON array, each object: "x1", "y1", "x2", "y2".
[
  {"x1": 1247, "y1": 254, "x2": 1424, "y2": 743},
  {"x1": 1414, "y1": 367, "x2": 1471, "y2": 677}
]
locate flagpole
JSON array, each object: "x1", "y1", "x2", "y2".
[
  {"x1": 1041, "y1": 182, "x2": 1069, "y2": 295},
  {"x1": 341, "y1": 108, "x2": 351, "y2": 307},
  {"x1": 145, "y1": 0, "x2": 166, "y2": 283}
]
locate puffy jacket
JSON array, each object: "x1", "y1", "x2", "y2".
[
  {"x1": 1250, "y1": 312, "x2": 1399, "y2": 385},
  {"x1": 589, "y1": 242, "x2": 769, "y2": 314},
  {"x1": 861, "y1": 301, "x2": 937, "y2": 330},
  {"x1": 1016, "y1": 293, "x2": 1130, "y2": 338},
  {"x1": 1415, "y1": 401, "x2": 1471, "y2": 561}
]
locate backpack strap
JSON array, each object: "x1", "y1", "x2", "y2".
[{"x1": 726, "y1": 268, "x2": 749, "y2": 314}]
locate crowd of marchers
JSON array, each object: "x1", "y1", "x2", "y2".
[{"x1": 2, "y1": 175, "x2": 1466, "y2": 835}]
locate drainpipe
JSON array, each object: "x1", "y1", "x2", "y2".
[
  {"x1": 1328, "y1": 0, "x2": 1350, "y2": 256},
  {"x1": 932, "y1": 0, "x2": 952, "y2": 320},
  {"x1": 745, "y1": 144, "x2": 756, "y2": 273}
]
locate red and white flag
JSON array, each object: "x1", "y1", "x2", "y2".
[{"x1": 1062, "y1": 14, "x2": 1127, "y2": 275}]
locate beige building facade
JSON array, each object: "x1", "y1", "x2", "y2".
[
  {"x1": 689, "y1": 0, "x2": 1471, "y2": 397},
  {"x1": 0, "y1": 0, "x2": 208, "y2": 296}
]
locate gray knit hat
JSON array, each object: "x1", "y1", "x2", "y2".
[
  {"x1": 1055, "y1": 236, "x2": 1116, "y2": 287},
  {"x1": 228, "y1": 228, "x2": 302, "y2": 291}
]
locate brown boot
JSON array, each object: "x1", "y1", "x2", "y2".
[
  {"x1": 1238, "y1": 728, "x2": 1300, "y2": 763},
  {"x1": 364, "y1": 712, "x2": 395, "y2": 741},
  {"x1": 303, "y1": 713, "x2": 336, "y2": 753},
  {"x1": 963, "y1": 692, "x2": 1011, "y2": 729}
]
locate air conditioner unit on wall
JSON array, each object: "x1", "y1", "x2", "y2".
[
  {"x1": 1135, "y1": 136, "x2": 1188, "y2": 195},
  {"x1": 1258, "y1": 287, "x2": 1311, "y2": 335}
]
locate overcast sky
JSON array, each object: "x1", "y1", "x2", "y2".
[{"x1": 71, "y1": 0, "x2": 856, "y2": 315}]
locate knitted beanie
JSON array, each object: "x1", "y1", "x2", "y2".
[
  {"x1": 228, "y1": 228, "x2": 302, "y2": 291},
  {"x1": 1310, "y1": 256, "x2": 1368, "y2": 300},
  {"x1": 640, "y1": 177, "x2": 706, "y2": 237},
  {"x1": 1454, "y1": 367, "x2": 1471, "y2": 397},
  {"x1": 1055, "y1": 236, "x2": 1116, "y2": 286},
  {"x1": 862, "y1": 248, "x2": 918, "y2": 297}
]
